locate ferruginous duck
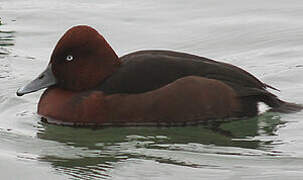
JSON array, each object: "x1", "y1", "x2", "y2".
[{"x1": 16, "y1": 25, "x2": 302, "y2": 126}]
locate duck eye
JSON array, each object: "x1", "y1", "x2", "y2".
[{"x1": 66, "y1": 55, "x2": 73, "y2": 61}]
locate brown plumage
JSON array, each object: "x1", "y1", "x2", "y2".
[{"x1": 17, "y1": 25, "x2": 302, "y2": 126}]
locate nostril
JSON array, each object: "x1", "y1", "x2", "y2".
[{"x1": 38, "y1": 74, "x2": 45, "y2": 79}]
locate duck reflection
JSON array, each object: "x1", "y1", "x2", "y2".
[{"x1": 37, "y1": 112, "x2": 283, "y2": 179}]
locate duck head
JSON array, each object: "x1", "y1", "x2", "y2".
[{"x1": 17, "y1": 25, "x2": 120, "y2": 96}]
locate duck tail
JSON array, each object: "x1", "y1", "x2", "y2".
[
  {"x1": 271, "y1": 100, "x2": 303, "y2": 113},
  {"x1": 262, "y1": 95, "x2": 303, "y2": 113}
]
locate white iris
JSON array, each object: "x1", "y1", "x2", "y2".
[{"x1": 66, "y1": 55, "x2": 73, "y2": 61}]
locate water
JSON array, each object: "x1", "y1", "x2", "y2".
[{"x1": 1, "y1": 0, "x2": 303, "y2": 179}]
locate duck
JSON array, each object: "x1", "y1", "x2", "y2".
[{"x1": 16, "y1": 25, "x2": 302, "y2": 126}]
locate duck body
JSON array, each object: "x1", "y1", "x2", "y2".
[
  {"x1": 17, "y1": 25, "x2": 302, "y2": 126},
  {"x1": 38, "y1": 75, "x2": 240, "y2": 126}
]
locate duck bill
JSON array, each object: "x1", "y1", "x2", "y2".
[{"x1": 16, "y1": 64, "x2": 57, "y2": 96}]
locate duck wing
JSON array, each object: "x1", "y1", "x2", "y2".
[{"x1": 99, "y1": 50, "x2": 275, "y2": 97}]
